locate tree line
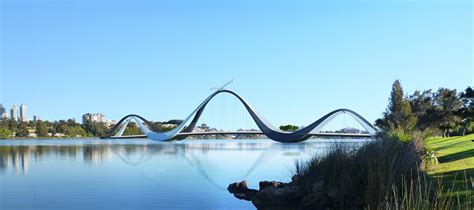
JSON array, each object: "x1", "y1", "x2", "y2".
[
  {"x1": 376, "y1": 80, "x2": 473, "y2": 137},
  {"x1": 0, "y1": 119, "x2": 88, "y2": 138},
  {"x1": 0, "y1": 118, "x2": 184, "y2": 139}
]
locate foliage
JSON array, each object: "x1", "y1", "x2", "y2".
[
  {"x1": 457, "y1": 87, "x2": 474, "y2": 136},
  {"x1": 0, "y1": 114, "x2": 189, "y2": 138},
  {"x1": 376, "y1": 80, "x2": 416, "y2": 132},
  {"x1": 432, "y1": 88, "x2": 463, "y2": 137},
  {"x1": 163, "y1": 119, "x2": 183, "y2": 125},
  {"x1": 279, "y1": 124, "x2": 299, "y2": 132},
  {"x1": 15, "y1": 127, "x2": 29, "y2": 137},
  {"x1": 64, "y1": 126, "x2": 87, "y2": 137},
  {"x1": 294, "y1": 136, "x2": 472, "y2": 209},
  {"x1": 35, "y1": 121, "x2": 49, "y2": 137},
  {"x1": 383, "y1": 128, "x2": 414, "y2": 143},
  {"x1": 294, "y1": 137, "x2": 425, "y2": 209},
  {"x1": 377, "y1": 81, "x2": 472, "y2": 137},
  {"x1": 82, "y1": 122, "x2": 108, "y2": 137},
  {"x1": 410, "y1": 89, "x2": 435, "y2": 129},
  {"x1": 379, "y1": 127, "x2": 433, "y2": 144},
  {"x1": 0, "y1": 128, "x2": 11, "y2": 139},
  {"x1": 159, "y1": 125, "x2": 177, "y2": 132},
  {"x1": 122, "y1": 122, "x2": 143, "y2": 136}
]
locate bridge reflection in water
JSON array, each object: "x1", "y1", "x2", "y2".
[
  {"x1": 107, "y1": 87, "x2": 378, "y2": 142},
  {"x1": 0, "y1": 139, "x2": 368, "y2": 189}
]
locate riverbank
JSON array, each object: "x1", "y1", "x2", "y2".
[
  {"x1": 228, "y1": 135, "x2": 473, "y2": 209},
  {"x1": 229, "y1": 137, "x2": 426, "y2": 209},
  {"x1": 0, "y1": 137, "x2": 266, "y2": 140},
  {"x1": 0, "y1": 137, "x2": 102, "y2": 140}
]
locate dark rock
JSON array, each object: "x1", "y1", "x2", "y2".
[
  {"x1": 252, "y1": 184, "x2": 304, "y2": 209},
  {"x1": 228, "y1": 181, "x2": 248, "y2": 192},
  {"x1": 227, "y1": 181, "x2": 258, "y2": 201},
  {"x1": 228, "y1": 180, "x2": 304, "y2": 209},
  {"x1": 259, "y1": 181, "x2": 287, "y2": 190}
]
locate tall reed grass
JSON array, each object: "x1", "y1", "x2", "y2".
[{"x1": 294, "y1": 137, "x2": 472, "y2": 209}]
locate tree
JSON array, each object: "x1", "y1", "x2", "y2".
[
  {"x1": 0, "y1": 128, "x2": 11, "y2": 139},
  {"x1": 35, "y1": 121, "x2": 49, "y2": 137},
  {"x1": 64, "y1": 126, "x2": 87, "y2": 137},
  {"x1": 54, "y1": 120, "x2": 67, "y2": 134},
  {"x1": 48, "y1": 127, "x2": 57, "y2": 136},
  {"x1": 279, "y1": 124, "x2": 299, "y2": 132},
  {"x1": 82, "y1": 122, "x2": 108, "y2": 137},
  {"x1": 15, "y1": 127, "x2": 29, "y2": 137},
  {"x1": 375, "y1": 80, "x2": 416, "y2": 132},
  {"x1": 457, "y1": 87, "x2": 474, "y2": 135},
  {"x1": 66, "y1": 119, "x2": 78, "y2": 127},
  {"x1": 8, "y1": 119, "x2": 18, "y2": 133},
  {"x1": 431, "y1": 88, "x2": 463, "y2": 137},
  {"x1": 409, "y1": 90, "x2": 435, "y2": 130},
  {"x1": 164, "y1": 119, "x2": 183, "y2": 125},
  {"x1": 123, "y1": 122, "x2": 143, "y2": 135}
]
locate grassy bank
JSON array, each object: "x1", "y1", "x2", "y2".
[{"x1": 425, "y1": 134, "x2": 474, "y2": 193}]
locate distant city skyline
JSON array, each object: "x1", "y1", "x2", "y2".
[
  {"x1": 1, "y1": 0, "x2": 472, "y2": 130},
  {"x1": 1, "y1": 103, "x2": 30, "y2": 122}
]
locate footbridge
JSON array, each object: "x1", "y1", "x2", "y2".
[
  {"x1": 104, "y1": 83, "x2": 378, "y2": 143},
  {"x1": 109, "y1": 132, "x2": 373, "y2": 139}
]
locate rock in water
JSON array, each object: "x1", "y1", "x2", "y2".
[
  {"x1": 252, "y1": 184, "x2": 304, "y2": 209},
  {"x1": 259, "y1": 181, "x2": 287, "y2": 190},
  {"x1": 228, "y1": 180, "x2": 304, "y2": 209},
  {"x1": 227, "y1": 181, "x2": 258, "y2": 201}
]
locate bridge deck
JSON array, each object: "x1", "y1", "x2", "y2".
[{"x1": 106, "y1": 131, "x2": 373, "y2": 139}]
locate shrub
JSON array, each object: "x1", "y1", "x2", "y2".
[
  {"x1": 0, "y1": 128, "x2": 11, "y2": 139},
  {"x1": 293, "y1": 136, "x2": 472, "y2": 209}
]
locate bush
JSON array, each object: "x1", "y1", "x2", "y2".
[
  {"x1": 64, "y1": 126, "x2": 87, "y2": 137},
  {"x1": 0, "y1": 128, "x2": 11, "y2": 139},
  {"x1": 293, "y1": 135, "x2": 472, "y2": 209},
  {"x1": 295, "y1": 137, "x2": 425, "y2": 209}
]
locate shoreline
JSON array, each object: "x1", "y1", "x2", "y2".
[{"x1": 0, "y1": 137, "x2": 374, "y2": 142}]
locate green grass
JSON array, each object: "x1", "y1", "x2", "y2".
[{"x1": 425, "y1": 134, "x2": 474, "y2": 193}]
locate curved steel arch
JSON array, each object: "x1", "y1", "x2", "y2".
[{"x1": 107, "y1": 89, "x2": 377, "y2": 143}]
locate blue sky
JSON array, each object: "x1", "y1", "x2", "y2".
[{"x1": 0, "y1": 0, "x2": 472, "y2": 130}]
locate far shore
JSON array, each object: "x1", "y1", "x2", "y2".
[
  {"x1": 0, "y1": 137, "x2": 266, "y2": 140},
  {"x1": 0, "y1": 137, "x2": 368, "y2": 141},
  {"x1": 0, "y1": 137, "x2": 103, "y2": 140}
]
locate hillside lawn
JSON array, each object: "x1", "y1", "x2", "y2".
[{"x1": 425, "y1": 134, "x2": 474, "y2": 194}]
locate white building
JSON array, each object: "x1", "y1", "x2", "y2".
[
  {"x1": 82, "y1": 113, "x2": 105, "y2": 124},
  {"x1": 10, "y1": 105, "x2": 18, "y2": 121},
  {"x1": 0, "y1": 104, "x2": 7, "y2": 119},
  {"x1": 105, "y1": 119, "x2": 117, "y2": 128},
  {"x1": 20, "y1": 104, "x2": 28, "y2": 122}
]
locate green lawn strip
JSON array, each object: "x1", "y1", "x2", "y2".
[{"x1": 425, "y1": 134, "x2": 474, "y2": 195}]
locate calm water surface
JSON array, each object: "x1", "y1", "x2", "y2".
[{"x1": 0, "y1": 138, "x2": 368, "y2": 209}]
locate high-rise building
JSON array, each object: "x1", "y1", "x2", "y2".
[
  {"x1": 20, "y1": 104, "x2": 28, "y2": 122},
  {"x1": 0, "y1": 104, "x2": 7, "y2": 119},
  {"x1": 0, "y1": 112, "x2": 7, "y2": 119},
  {"x1": 10, "y1": 105, "x2": 18, "y2": 121},
  {"x1": 33, "y1": 115, "x2": 40, "y2": 121}
]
